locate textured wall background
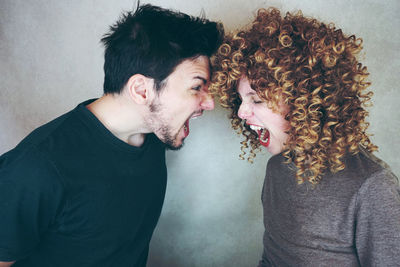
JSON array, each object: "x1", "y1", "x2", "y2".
[{"x1": 1, "y1": 0, "x2": 399, "y2": 266}]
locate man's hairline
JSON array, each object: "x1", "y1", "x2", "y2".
[
  {"x1": 106, "y1": 54, "x2": 211, "y2": 96},
  {"x1": 152, "y1": 54, "x2": 211, "y2": 93}
]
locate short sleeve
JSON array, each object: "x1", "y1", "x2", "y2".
[
  {"x1": 355, "y1": 169, "x2": 400, "y2": 266},
  {"x1": 0, "y1": 148, "x2": 65, "y2": 261}
]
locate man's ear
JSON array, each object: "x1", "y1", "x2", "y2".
[{"x1": 126, "y1": 74, "x2": 155, "y2": 105}]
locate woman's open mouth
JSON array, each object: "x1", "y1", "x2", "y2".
[{"x1": 249, "y1": 125, "x2": 270, "y2": 147}]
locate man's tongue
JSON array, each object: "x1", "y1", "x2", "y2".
[
  {"x1": 257, "y1": 128, "x2": 270, "y2": 147},
  {"x1": 183, "y1": 119, "x2": 190, "y2": 137}
]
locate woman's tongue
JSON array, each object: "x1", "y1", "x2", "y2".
[{"x1": 257, "y1": 128, "x2": 270, "y2": 147}]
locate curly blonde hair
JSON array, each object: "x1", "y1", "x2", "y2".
[{"x1": 211, "y1": 8, "x2": 377, "y2": 184}]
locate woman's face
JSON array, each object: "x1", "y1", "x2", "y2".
[{"x1": 237, "y1": 77, "x2": 290, "y2": 155}]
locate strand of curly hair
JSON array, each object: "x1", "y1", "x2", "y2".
[{"x1": 210, "y1": 8, "x2": 377, "y2": 184}]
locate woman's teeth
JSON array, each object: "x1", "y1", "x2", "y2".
[
  {"x1": 249, "y1": 125, "x2": 262, "y2": 131},
  {"x1": 249, "y1": 125, "x2": 270, "y2": 144},
  {"x1": 260, "y1": 128, "x2": 269, "y2": 142}
]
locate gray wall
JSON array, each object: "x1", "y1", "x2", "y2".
[{"x1": 1, "y1": 0, "x2": 399, "y2": 266}]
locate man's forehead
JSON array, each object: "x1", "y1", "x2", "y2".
[
  {"x1": 181, "y1": 56, "x2": 210, "y2": 68},
  {"x1": 175, "y1": 56, "x2": 210, "y2": 80}
]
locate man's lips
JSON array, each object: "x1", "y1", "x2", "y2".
[
  {"x1": 191, "y1": 111, "x2": 203, "y2": 119},
  {"x1": 183, "y1": 111, "x2": 204, "y2": 137},
  {"x1": 183, "y1": 120, "x2": 189, "y2": 137}
]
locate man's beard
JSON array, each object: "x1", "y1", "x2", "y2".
[
  {"x1": 149, "y1": 102, "x2": 185, "y2": 151},
  {"x1": 158, "y1": 125, "x2": 184, "y2": 151}
]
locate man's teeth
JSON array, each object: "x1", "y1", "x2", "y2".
[
  {"x1": 249, "y1": 125, "x2": 262, "y2": 131},
  {"x1": 191, "y1": 113, "x2": 202, "y2": 119}
]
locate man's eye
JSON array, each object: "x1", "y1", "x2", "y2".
[{"x1": 192, "y1": 85, "x2": 202, "y2": 91}]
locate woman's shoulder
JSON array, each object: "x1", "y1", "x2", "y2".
[{"x1": 348, "y1": 147, "x2": 398, "y2": 184}]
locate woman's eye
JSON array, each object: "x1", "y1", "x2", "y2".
[{"x1": 253, "y1": 100, "x2": 263, "y2": 104}]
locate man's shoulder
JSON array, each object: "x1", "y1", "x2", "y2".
[
  {"x1": 17, "y1": 108, "x2": 80, "y2": 149},
  {"x1": 0, "y1": 144, "x2": 65, "y2": 191},
  {"x1": 0, "y1": 104, "x2": 85, "y2": 180},
  {"x1": 10, "y1": 100, "x2": 97, "y2": 158}
]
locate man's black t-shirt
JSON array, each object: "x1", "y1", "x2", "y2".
[{"x1": 0, "y1": 100, "x2": 167, "y2": 266}]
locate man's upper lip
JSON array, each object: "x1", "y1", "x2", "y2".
[{"x1": 191, "y1": 111, "x2": 203, "y2": 118}]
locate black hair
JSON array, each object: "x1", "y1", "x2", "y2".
[{"x1": 101, "y1": 4, "x2": 224, "y2": 94}]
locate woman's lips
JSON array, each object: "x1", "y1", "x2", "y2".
[
  {"x1": 258, "y1": 128, "x2": 270, "y2": 147},
  {"x1": 248, "y1": 124, "x2": 270, "y2": 147}
]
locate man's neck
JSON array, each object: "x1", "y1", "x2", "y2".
[{"x1": 86, "y1": 93, "x2": 148, "y2": 147}]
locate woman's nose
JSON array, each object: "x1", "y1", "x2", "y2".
[{"x1": 238, "y1": 103, "x2": 252, "y2": 120}]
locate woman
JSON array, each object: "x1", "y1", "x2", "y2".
[{"x1": 211, "y1": 8, "x2": 400, "y2": 266}]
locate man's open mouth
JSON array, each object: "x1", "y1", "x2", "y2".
[{"x1": 183, "y1": 111, "x2": 203, "y2": 137}]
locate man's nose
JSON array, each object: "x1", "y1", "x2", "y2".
[
  {"x1": 200, "y1": 91, "x2": 215, "y2": 110},
  {"x1": 238, "y1": 103, "x2": 252, "y2": 119}
]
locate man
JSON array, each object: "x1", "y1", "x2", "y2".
[{"x1": 0, "y1": 4, "x2": 223, "y2": 267}]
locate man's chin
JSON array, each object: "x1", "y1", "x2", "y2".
[
  {"x1": 165, "y1": 143, "x2": 184, "y2": 151},
  {"x1": 158, "y1": 137, "x2": 185, "y2": 151},
  {"x1": 164, "y1": 140, "x2": 185, "y2": 151},
  {"x1": 154, "y1": 131, "x2": 185, "y2": 150}
]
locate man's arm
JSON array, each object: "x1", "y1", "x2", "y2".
[
  {"x1": 0, "y1": 149, "x2": 65, "y2": 264},
  {"x1": 0, "y1": 261, "x2": 15, "y2": 267}
]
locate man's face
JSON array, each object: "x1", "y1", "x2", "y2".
[{"x1": 145, "y1": 56, "x2": 214, "y2": 149}]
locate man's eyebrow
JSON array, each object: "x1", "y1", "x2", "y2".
[{"x1": 193, "y1": 76, "x2": 208, "y2": 84}]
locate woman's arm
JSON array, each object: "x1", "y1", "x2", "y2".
[{"x1": 355, "y1": 170, "x2": 400, "y2": 265}]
